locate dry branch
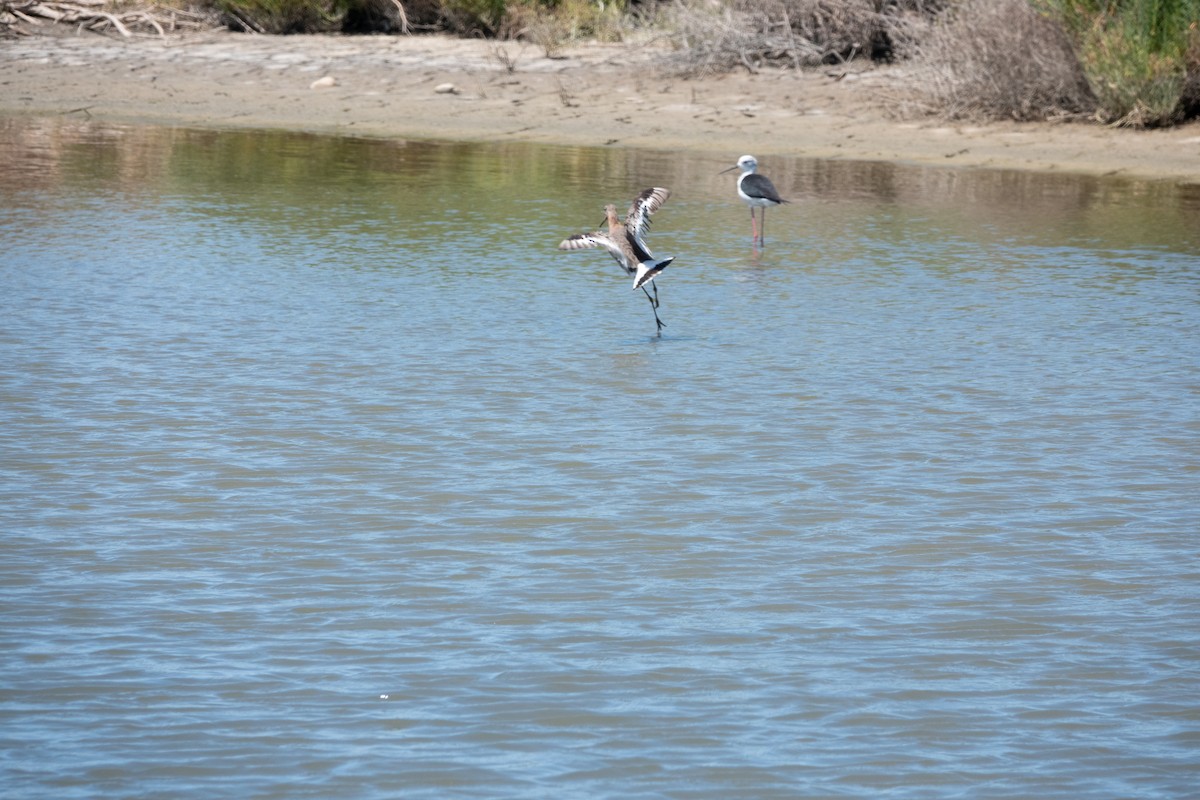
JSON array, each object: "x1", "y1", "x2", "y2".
[
  {"x1": 1, "y1": 0, "x2": 221, "y2": 36},
  {"x1": 663, "y1": 0, "x2": 935, "y2": 77}
]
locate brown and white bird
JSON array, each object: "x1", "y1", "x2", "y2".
[
  {"x1": 558, "y1": 187, "x2": 674, "y2": 334},
  {"x1": 720, "y1": 155, "x2": 788, "y2": 248}
]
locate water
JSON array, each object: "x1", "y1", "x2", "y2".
[{"x1": 1, "y1": 118, "x2": 1198, "y2": 799}]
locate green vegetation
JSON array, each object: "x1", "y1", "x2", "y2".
[{"x1": 1039, "y1": 0, "x2": 1200, "y2": 124}]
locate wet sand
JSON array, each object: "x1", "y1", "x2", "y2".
[{"x1": 2, "y1": 28, "x2": 1199, "y2": 182}]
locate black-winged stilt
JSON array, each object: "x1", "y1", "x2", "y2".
[
  {"x1": 720, "y1": 155, "x2": 788, "y2": 247},
  {"x1": 558, "y1": 187, "x2": 674, "y2": 335}
]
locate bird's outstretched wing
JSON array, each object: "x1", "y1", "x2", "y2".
[
  {"x1": 558, "y1": 232, "x2": 616, "y2": 253},
  {"x1": 624, "y1": 187, "x2": 671, "y2": 242},
  {"x1": 558, "y1": 232, "x2": 633, "y2": 272}
]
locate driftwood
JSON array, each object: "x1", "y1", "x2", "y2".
[{"x1": 1, "y1": 0, "x2": 220, "y2": 37}]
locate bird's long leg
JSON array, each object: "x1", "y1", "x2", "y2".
[
  {"x1": 642, "y1": 286, "x2": 666, "y2": 333},
  {"x1": 749, "y1": 207, "x2": 758, "y2": 244},
  {"x1": 760, "y1": 209, "x2": 766, "y2": 247}
]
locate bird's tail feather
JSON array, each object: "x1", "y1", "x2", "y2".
[{"x1": 633, "y1": 257, "x2": 674, "y2": 290}]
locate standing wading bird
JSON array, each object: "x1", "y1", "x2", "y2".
[
  {"x1": 720, "y1": 155, "x2": 788, "y2": 247},
  {"x1": 557, "y1": 187, "x2": 674, "y2": 335}
]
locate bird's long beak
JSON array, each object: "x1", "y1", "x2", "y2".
[{"x1": 718, "y1": 164, "x2": 739, "y2": 174}]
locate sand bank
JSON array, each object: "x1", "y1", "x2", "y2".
[{"x1": 2, "y1": 28, "x2": 1199, "y2": 183}]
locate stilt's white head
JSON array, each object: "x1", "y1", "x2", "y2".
[{"x1": 721, "y1": 155, "x2": 760, "y2": 175}]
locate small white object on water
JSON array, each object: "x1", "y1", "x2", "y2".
[
  {"x1": 310, "y1": 76, "x2": 337, "y2": 90},
  {"x1": 434, "y1": 83, "x2": 459, "y2": 95},
  {"x1": 379, "y1": 694, "x2": 389, "y2": 700}
]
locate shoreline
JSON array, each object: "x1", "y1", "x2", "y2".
[{"x1": 3, "y1": 29, "x2": 1199, "y2": 184}]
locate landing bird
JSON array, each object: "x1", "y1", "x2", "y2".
[
  {"x1": 557, "y1": 187, "x2": 674, "y2": 335},
  {"x1": 720, "y1": 154, "x2": 788, "y2": 247}
]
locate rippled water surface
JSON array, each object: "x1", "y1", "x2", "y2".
[{"x1": 2, "y1": 119, "x2": 1198, "y2": 799}]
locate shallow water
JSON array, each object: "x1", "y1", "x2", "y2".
[{"x1": 1, "y1": 118, "x2": 1198, "y2": 799}]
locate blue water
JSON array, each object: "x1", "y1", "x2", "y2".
[{"x1": 1, "y1": 119, "x2": 1198, "y2": 799}]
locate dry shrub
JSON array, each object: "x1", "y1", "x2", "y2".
[
  {"x1": 500, "y1": 0, "x2": 632, "y2": 56},
  {"x1": 436, "y1": 0, "x2": 505, "y2": 34},
  {"x1": 911, "y1": 0, "x2": 1094, "y2": 121},
  {"x1": 217, "y1": 0, "x2": 341, "y2": 32},
  {"x1": 341, "y1": 0, "x2": 441, "y2": 32},
  {"x1": 784, "y1": 0, "x2": 946, "y2": 61},
  {"x1": 665, "y1": 0, "x2": 944, "y2": 76},
  {"x1": 666, "y1": 0, "x2": 822, "y2": 73},
  {"x1": 218, "y1": 0, "x2": 442, "y2": 32}
]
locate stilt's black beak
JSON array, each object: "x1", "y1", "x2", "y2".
[{"x1": 719, "y1": 164, "x2": 739, "y2": 174}]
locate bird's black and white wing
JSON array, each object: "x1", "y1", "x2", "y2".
[
  {"x1": 624, "y1": 187, "x2": 671, "y2": 242},
  {"x1": 742, "y1": 174, "x2": 787, "y2": 205},
  {"x1": 558, "y1": 232, "x2": 633, "y2": 273},
  {"x1": 558, "y1": 231, "x2": 619, "y2": 255}
]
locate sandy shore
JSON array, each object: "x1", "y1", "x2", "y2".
[{"x1": 2, "y1": 28, "x2": 1199, "y2": 183}]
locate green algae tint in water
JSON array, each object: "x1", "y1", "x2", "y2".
[{"x1": 1, "y1": 118, "x2": 1198, "y2": 800}]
